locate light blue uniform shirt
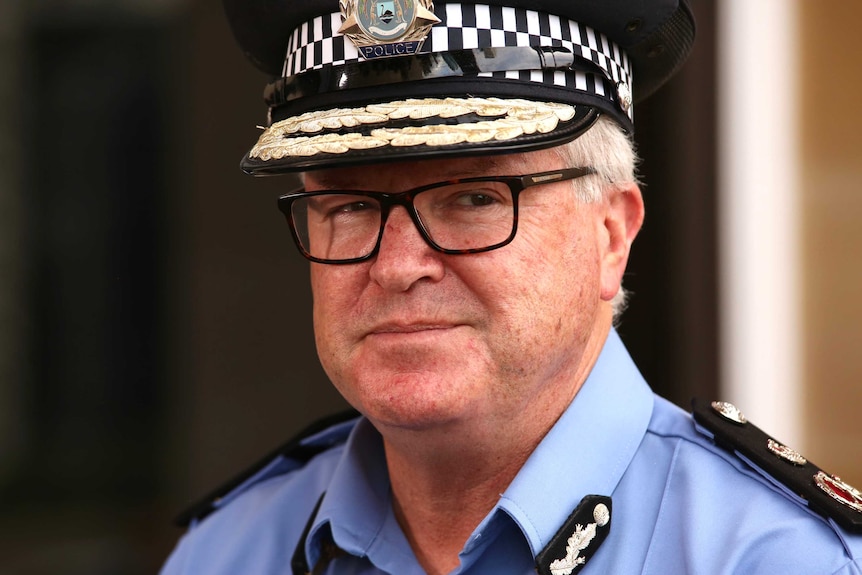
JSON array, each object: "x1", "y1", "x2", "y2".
[{"x1": 161, "y1": 330, "x2": 862, "y2": 574}]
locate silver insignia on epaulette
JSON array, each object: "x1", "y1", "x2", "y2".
[
  {"x1": 814, "y1": 472, "x2": 862, "y2": 514},
  {"x1": 711, "y1": 400, "x2": 747, "y2": 424},
  {"x1": 548, "y1": 522, "x2": 596, "y2": 575},
  {"x1": 592, "y1": 503, "x2": 610, "y2": 527},
  {"x1": 767, "y1": 438, "x2": 807, "y2": 466}
]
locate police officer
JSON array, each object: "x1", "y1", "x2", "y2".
[{"x1": 161, "y1": 1, "x2": 862, "y2": 573}]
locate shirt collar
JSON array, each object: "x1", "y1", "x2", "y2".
[
  {"x1": 304, "y1": 328, "x2": 654, "y2": 568},
  {"x1": 305, "y1": 417, "x2": 394, "y2": 567},
  {"x1": 495, "y1": 328, "x2": 654, "y2": 556}
]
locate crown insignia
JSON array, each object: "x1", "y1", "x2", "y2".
[{"x1": 338, "y1": 0, "x2": 441, "y2": 59}]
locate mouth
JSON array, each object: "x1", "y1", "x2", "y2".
[{"x1": 369, "y1": 323, "x2": 459, "y2": 336}]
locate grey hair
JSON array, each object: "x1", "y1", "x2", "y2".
[{"x1": 552, "y1": 116, "x2": 640, "y2": 321}]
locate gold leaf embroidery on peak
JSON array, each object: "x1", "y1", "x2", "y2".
[{"x1": 248, "y1": 98, "x2": 577, "y2": 160}]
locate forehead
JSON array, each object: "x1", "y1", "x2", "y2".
[{"x1": 303, "y1": 148, "x2": 563, "y2": 189}]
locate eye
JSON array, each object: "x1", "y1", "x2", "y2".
[
  {"x1": 307, "y1": 195, "x2": 377, "y2": 218},
  {"x1": 453, "y1": 192, "x2": 499, "y2": 207},
  {"x1": 330, "y1": 200, "x2": 374, "y2": 214},
  {"x1": 436, "y1": 185, "x2": 508, "y2": 208}
]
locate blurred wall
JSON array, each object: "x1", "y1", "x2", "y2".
[
  {"x1": 2, "y1": 2, "x2": 184, "y2": 573},
  {"x1": 718, "y1": 0, "x2": 862, "y2": 488},
  {"x1": 800, "y1": 0, "x2": 862, "y2": 487}
]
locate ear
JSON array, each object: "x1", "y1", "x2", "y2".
[{"x1": 599, "y1": 183, "x2": 644, "y2": 302}]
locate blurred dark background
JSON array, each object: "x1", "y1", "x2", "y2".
[{"x1": 0, "y1": 1, "x2": 715, "y2": 573}]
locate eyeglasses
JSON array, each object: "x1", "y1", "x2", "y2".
[{"x1": 277, "y1": 166, "x2": 596, "y2": 264}]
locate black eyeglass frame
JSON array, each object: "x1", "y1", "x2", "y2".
[{"x1": 277, "y1": 166, "x2": 597, "y2": 264}]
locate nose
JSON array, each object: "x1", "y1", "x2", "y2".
[{"x1": 368, "y1": 206, "x2": 445, "y2": 292}]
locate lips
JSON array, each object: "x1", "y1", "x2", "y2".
[{"x1": 368, "y1": 322, "x2": 459, "y2": 336}]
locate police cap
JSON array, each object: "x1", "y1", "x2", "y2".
[{"x1": 223, "y1": 0, "x2": 696, "y2": 174}]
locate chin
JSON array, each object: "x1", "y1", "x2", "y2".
[{"x1": 346, "y1": 372, "x2": 477, "y2": 432}]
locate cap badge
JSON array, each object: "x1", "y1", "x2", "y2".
[
  {"x1": 338, "y1": 0, "x2": 441, "y2": 60},
  {"x1": 766, "y1": 438, "x2": 807, "y2": 466},
  {"x1": 710, "y1": 401, "x2": 747, "y2": 424},
  {"x1": 814, "y1": 472, "x2": 862, "y2": 514}
]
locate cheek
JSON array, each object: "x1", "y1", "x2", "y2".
[
  {"x1": 513, "y1": 208, "x2": 601, "y2": 279},
  {"x1": 311, "y1": 265, "x2": 361, "y2": 309},
  {"x1": 310, "y1": 268, "x2": 332, "y2": 332},
  {"x1": 502, "y1": 214, "x2": 602, "y2": 327},
  {"x1": 310, "y1": 266, "x2": 362, "y2": 352}
]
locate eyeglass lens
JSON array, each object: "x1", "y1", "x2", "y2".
[{"x1": 290, "y1": 180, "x2": 517, "y2": 262}]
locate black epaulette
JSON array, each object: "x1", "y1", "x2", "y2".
[
  {"x1": 173, "y1": 409, "x2": 360, "y2": 528},
  {"x1": 692, "y1": 398, "x2": 862, "y2": 533}
]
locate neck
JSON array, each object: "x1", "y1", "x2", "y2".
[
  {"x1": 383, "y1": 433, "x2": 530, "y2": 575},
  {"x1": 379, "y1": 315, "x2": 612, "y2": 575}
]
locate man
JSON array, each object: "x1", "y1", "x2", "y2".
[{"x1": 162, "y1": 1, "x2": 862, "y2": 573}]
